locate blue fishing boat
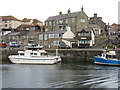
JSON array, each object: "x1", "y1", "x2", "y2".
[{"x1": 93, "y1": 50, "x2": 120, "y2": 66}]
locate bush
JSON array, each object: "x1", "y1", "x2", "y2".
[{"x1": 107, "y1": 45, "x2": 113, "y2": 49}]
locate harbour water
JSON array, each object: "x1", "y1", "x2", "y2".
[{"x1": 1, "y1": 60, "x2": 120, "y2": 89}]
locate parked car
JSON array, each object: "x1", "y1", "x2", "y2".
[
  {"x1": 9, "y1": 42, "x2": 20, "y2": 48},
  {"x1": 58, "y1": 44, "x2": 70, "y2": 49},
  {"x1": 0, "y1": 42, "x2": 7, "y2": 48}
]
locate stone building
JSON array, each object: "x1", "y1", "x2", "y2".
[
  {"x1": 89, "y1": 13, "x2": 106, "y2": 35},
  {"x1": 39, "y1": 27, "x2": 75, "y2": 48},
  {"x1": 76, "y1": 28, "x2": 95, "y2": 48},
  {"x1": 45, "y1": 7, "x2": 89, "y2": 34}
]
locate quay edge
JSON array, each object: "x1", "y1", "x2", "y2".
[{"x1": 1, "y1": 48, "x2": 120, "y2": 64}]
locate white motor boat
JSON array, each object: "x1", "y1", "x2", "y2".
[{"x1": 8, "y1": 45, "x2": 62, "y2": 64}]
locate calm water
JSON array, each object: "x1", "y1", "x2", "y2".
[{"x1": 1, "y1": 62, "x2": 120, "y2": 88}]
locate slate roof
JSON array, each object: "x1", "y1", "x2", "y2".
[
  {"x1": 27, "y1": 32, "x2": 40, "y2": 36},
  {"x1": 88, "y1": 24, "x2": 101, "y2": 28},
  {"x1": 8, "y1": 32, "x2": 20, "y2": 36},
  {"x1": 7, "y1": 31, "x2": 29, "y2": 36},
  {"x1": 45, "y1": 12, "x2": 79, "y2": 21},
  {"x1": 77, "y1": 28, "x2": 92, "y2": 32},
  {"x1": 18, "y1": 31, "x2": 29, "y2": 36},
  {"x1": 40, "y1": 30, "x2": 66, "y2": 34}
]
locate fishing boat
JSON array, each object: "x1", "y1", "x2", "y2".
[
  {"x1": 93, "y1": 50, "x2": 120, "y2": 66},
  {"x1": 8, "y1": 45, "x2": 62, "y2": 64}
]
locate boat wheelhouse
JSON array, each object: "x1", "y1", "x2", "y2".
[{"x1": 93, "y1": 50, "x2": 120, "y2": 66}]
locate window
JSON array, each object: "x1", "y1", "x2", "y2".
[
  {"x1": 53, "y1": 21, "x2": 55, "y2": 26},
  {"x1": 72, "y1": 18, "x2": 75, "y2": 23},
  {"x1": 80, "y1": 40, "x2": 84, "y2": 44},
  {"x1": 40, "y1": 41, "x2": 43, "y2": 46},
  {"x1": 4, "y1": 20, "x2": 7, "y2": 23},
  {"x1": 46, "y1": 22, "x2": 48, "y2": 26},
  {"x1": 56, "y1": 21, "x2": 58, "y2": 25},
  {"x1": 59, "y1": 20, "x2": 63, "y2": 24},
  {"x1": 9, "y1": 24, "x2": 11, "y2": 27},
  {"x1": 12, "y1": 36, "x2": 15, "y2": 39},
  {"x1": 54, "y1": 34, "x2": 59, "y2": 38},
  {"x1": 39, "y1": 34, "x2": 43, "y2": 40},
  {"x1": 44, "y1": 34, "x2": 48, "y2": 40},
  {"x1": 86, "y1": 33, "x2": 90, "y2": 36},
  {"x1": 53, "y1": 41, "x2": 60, "y2": 45},
  {"x1": 16, "y1": 36, "x2": 19, "y2": 40},
  {"x1": 45, "y1": 28, "x2": 48, "y2": 31},
  {"x1": 9, "y1": 36, "x2": 11, "y2": 39},
  {"x1": 49, "y1": 34, "x2": 59, "y2": 38},
  {"x1": 92, "y1": 21, "x2": 96, "y2": 24},
  {"x1": 4, "y1": 24, "x2": 7, "y2": 27},
  {"x1": 66, "y1": 19, "x2": 68, "y2": 24},
  {"x1": 44, "y1": 41, "x2": 48, "y2": 45},
  {"x1": 49, "y1": 21, "x2": 52, "y2": 25},
  {"x1": 49, "y1": 34, "x2": 54, "y2": 38},
  {"x1": 23, "y1": 36, "x2": 26, "y2": 39},
  {"x1": 79, "y1": 40, "x2": 90, "y2": 44},
  {"x1": 78, "y1": 33, "x2": 90, "y2": 36},
  {"x1": 80, "y1": 19, "x2": 85, "y2": 23}
]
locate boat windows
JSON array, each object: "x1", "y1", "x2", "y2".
[
  {"x1": 31, "y1": 53, "x2": 33, "y2": 55},
  {"x1": 31, "y1": 53, "x2": 37, "y2": 55},
  {"x1": 34, "y1": 53, "x2": 37, "y2": 55},
  {"x1": 19, "y1": 53, "x2": 24, "y2": 56}
]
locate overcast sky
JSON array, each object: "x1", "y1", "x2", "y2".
[{"x1": 0, "y1": 0, "x2": 119, "y2": 24}]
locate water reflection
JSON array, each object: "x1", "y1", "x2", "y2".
[{"x1": 2, "y1": 63, "x2": 119, "y2": 88}]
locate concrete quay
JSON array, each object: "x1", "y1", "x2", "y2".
[{"x1": 1, "y1": 48, "x2": 120, "y2": 64}]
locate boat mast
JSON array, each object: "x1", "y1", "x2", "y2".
[{"x1": 56, "y1": 49, "x2": 58, "y2": 56}]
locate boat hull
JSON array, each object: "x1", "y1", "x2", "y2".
[
  {"x1": 9, "y1": 55, "x2": 62, "y2": 64},
  {"x1": 93, "y1": 56, "x2": 120, "y2": 66}
]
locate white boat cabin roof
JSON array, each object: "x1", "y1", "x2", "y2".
[
  {"x1": 18, "y1": 50, "x2": 47, "y2": 54},
  {"x1": 106, "y1": 51, "x2": 116, "y2": 55}
]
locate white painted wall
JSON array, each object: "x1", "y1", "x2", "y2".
[
  {"x1": 62, "y1": 39, "x2": 71, "y2": 47},
  {"x1": 62, "y1": 27, "x2": 75, "y2": 47},
  {"x1": 0, "y1": 31, "x2": 11, "y2": 36},
  {"x1": 90, "y1": 30, "x2": 95, "y2": 46},
  {"x1": 62, "y1": 27, "x2": 75, "y2": 39}
]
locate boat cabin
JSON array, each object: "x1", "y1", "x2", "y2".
[
  {"x1": 18, "y1": 49, "x2": 48, "y2": 57},
  {"x1": 101, "y1": 50, "x2": 117, "y2": 59}
]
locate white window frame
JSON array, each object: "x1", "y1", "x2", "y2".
[
  {"x1": 53, "y1": 41, "x2": 60, "y2": 45},
  {"x1": 44, "y1": 34, "x2": 48, "y2": 40},
  {"x1": 39, "y1": 34, "x2": 43, "y2": 40}
]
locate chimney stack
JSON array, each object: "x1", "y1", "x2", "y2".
[
  {"x1": 68, "y1": 8, "x2": 71, "y2": 14},
  {"x1": 59, "y1": 12, "x2": 62, "y2": 15},
  {"x1": 94, "y1": 13, "x2": 97, "y2": 18}
]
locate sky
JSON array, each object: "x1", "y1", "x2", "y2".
[{"x1": 0, "y1": 0, "x2": 119, "y2": 24}]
